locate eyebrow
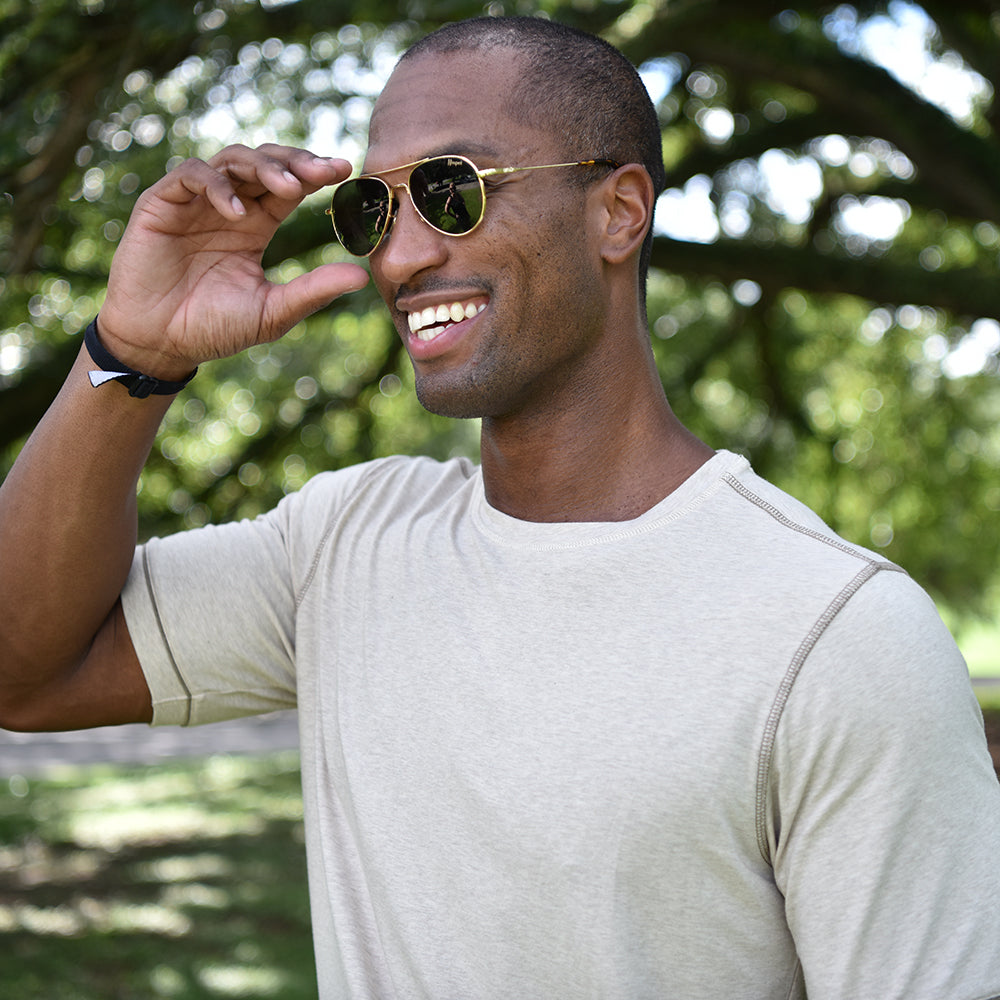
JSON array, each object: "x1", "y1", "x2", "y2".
[{"x1": 434, "y1": 142, "x2": 502, "y2": 160}]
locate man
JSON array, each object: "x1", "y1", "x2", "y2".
[{"x1": 1, "y1": 16, "x2": 998, "y2": 1000}]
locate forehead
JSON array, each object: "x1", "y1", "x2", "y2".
[{"x1": 365, "y1": 49, "x2": 543, "y2": 171}]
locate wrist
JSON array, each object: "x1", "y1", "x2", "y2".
[{"x1": 84, "y1": 317, "x2": 197, "y2": 398}]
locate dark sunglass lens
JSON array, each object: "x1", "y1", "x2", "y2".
[
  {"x1": 411, "y1": 157, "x2": 483, "y2": 234},
  {"x1": 332, "y1": 178, "x2": 392, "y2": 255}
]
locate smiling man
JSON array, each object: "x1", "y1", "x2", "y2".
[{"x1": 1, "y1": 16, "x2": 999, "y2": 1000}]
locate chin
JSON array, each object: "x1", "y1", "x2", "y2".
[
  {"x1": 412, "y1": 355, "x2": 539, "y2": 420},
  {"x1": 412, "y1": 369, "x2": 491, "y2": 420},
  {"x1": 416, "y1": 365, "x2": 559, "y2": 422},
  {"x1": 414, "y1": 385, "x2": 487, "y2": 420}
]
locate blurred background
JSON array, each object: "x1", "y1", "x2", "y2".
[
  {"x1": 3, "y1": 0, "x2": 999, "y2": 648},
  {"x1": 1, "y1": 1, "x2": 999, "y2": 996}
]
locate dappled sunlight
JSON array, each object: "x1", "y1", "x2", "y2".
[
  {"x1": 67, "y1": 804, "x2": 268, "y2": 851},
  {"x1": 133, "y1": 852, "x2": 235, "y2": 884},
  {"x1": 0, "y1": 898, "x2": 194, "y2": 938},
  {"x1": 198, "y1": 963, "x2": 291, "y2": 996},
  {"x1": 0, "y1": 754, "x2": 316, "y2": 998}
]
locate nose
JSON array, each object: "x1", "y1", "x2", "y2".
[{"x1": 373, "y1": 183, "x2": 449, "y2": 286}]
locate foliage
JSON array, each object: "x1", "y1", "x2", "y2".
[
  {"x1": 1, "y1": 0, "x2": 998, "y2": 623},
  {"x1": 0, "y1": 752, "x2": 317, "y2": 998}
]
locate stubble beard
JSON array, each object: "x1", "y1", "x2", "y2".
[{"x1": 412, "y1": 352, "x2": 525, "y2": 420}]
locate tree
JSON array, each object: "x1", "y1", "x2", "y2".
[
  {"x1": 1, "y1": 0, "x2": 998, "y2": 619},
  {"x1": 618, "y1": 1, "x2": 1000, "y2": 617}
]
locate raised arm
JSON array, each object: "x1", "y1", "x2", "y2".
[{"x1": 0, "y1": 144, "x2": 368, "y2": 732}]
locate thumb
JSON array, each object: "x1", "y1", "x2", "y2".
[{"x1": 262, "y1": 262, "x2": 371, "y2": 336}]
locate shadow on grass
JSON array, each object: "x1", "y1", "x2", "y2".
[{"x1": 0, "y1": 751, "x2": 317, "y2": 999}]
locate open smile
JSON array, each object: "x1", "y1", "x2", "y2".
[{"x1": 406, "y1": 299, "x2": 487, "y2": 342}]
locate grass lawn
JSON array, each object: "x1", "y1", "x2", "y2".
[
  {"x1": 958, "y1": 618, "x2": 1000, "y2": 678},
  {"x1": 0, "y1": 752, "x2": 317, "y2": 999},
  {"x1": 955, "y1": 617, "x2": 1000, "y2": 710}
]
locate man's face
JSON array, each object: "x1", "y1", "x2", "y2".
[{"x1": 363, "y1": 50, "x2": 610, "y2": 421}]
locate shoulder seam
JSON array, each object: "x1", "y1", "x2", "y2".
[
  {"x1": 723, "y1": 473, "x2": 882, "y2": 564},
  {"x1": 141, "y1": 543, "x2": 193, "y2": 726},
  {"x1": 752, "y1": 561, "x2": 907, "y2": 864},
  {"x1": 723, "y1": 471, "x2": 913, "y2": 864},
  {"x1": 753, "y1": 561, "x2": 880, "y2": 863},
  {"x1": 294, "y1": 458, "x2": 406, "y2": 609}
]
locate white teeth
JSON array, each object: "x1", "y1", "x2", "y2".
[
  {"x1": 407, "y1": 301, "x2": 486, "y2": 337},
  {"x1": 416, "y1": 326, "x2": 446, "y2": 341}
]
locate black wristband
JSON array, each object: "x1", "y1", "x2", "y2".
[{"x1": 84, "y1": 317, "x2": 197, "y2": 399}]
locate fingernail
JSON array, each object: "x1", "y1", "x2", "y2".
[
  {"x1": 282, "y1": 170, "x2": 298, "y2": 183},
  {"x1": 231, "y1": 196, "x2": 245, "y2": 216}
]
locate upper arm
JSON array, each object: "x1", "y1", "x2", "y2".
[
  {"x1": 0, "y1": 600, "x2": 152, "y2": 732},
  {"x1": 769, "y1": 570, "x2": 1000, "y2": 998},
  {"x1": 121, "y1": 521, "x2": 299, "y2": 727}
]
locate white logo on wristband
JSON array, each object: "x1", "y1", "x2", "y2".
[{"x1": 88, "y1": 370, "x2": 132, "y2": 388}]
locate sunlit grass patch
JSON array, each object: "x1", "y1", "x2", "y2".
[
  {"x1": 959, "y1": 620, "x2": 1000, "y2": 677},
  {"x1": 0, "y1": 752, "x2": 317, "y2": 999}
]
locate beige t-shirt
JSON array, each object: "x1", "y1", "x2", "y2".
[{"x1": 123, "y1": 450, "x2": 1000, "y2": 999}]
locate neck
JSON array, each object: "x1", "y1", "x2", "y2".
[{"x1": 479, "y1": 351, "x2": 713, "y2": 523}]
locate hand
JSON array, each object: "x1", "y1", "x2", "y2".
[{"x1": 98, "y1": 143, "x2": 370, "y2": 378}]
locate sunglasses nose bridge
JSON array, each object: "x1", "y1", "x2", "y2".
[
  {"x1": 362, "y1": 179, "x2": 407, "y2": 254},
  {"x1": 384, "y1": 178, "x2": 442, "y2": 242},
  {"x1": 364, "y1": 180, "x2": 421, "y2": 260},
  {"x1": 388, "y1": 179, "x2": 420, "y2": 215}
]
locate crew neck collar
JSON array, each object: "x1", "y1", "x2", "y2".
[{"x1": 470, "y1": 450, "x2": 748, "y2": 549}]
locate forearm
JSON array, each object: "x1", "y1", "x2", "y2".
[
  {"x1": 0, "y1": 342, "x2": 173, "y2": 695},
  {"x1": 0, "y1": 146, "x2": 366, "y2": 727}
]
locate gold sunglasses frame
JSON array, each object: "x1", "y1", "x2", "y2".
[{"x1": 327, "y1": 154, "x2": 619, "y2": 257}]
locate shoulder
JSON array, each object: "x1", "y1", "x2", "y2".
[
  {"x1": 273, "y1": 454, "x2": 480, "y2": 546},
  {"x1": 800, "y1": 567, "x2": 969, "y2": 704},
  {"x1": 683, "y1": 454, "x2": 898, "y2": 619},
  {"x1": 709, "y1": 457, "x2": 961, "y2": 717},
  {"x1": 711, "y1": 453, "x2": 883, "y2": 563},
  {"x1": 290, "y1": 453, "x2": 478, "y2": 508},
  {"x1": 715, "y1": 459, "x2": 958, "y2": 686},
  {"x1": 766, "y1": 566, "x2": 985, "y2": 811}
]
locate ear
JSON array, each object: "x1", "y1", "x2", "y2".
[{"x1": 596, "y1": 164, "x2": 655, "y2": 265}]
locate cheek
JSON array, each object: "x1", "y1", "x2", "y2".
[
  {"x1": 506, "y1": 199, "x2": 596, "y2": 285},
  {"x1": 531, "y1": 209, "x2": 603, "y2": 308}
]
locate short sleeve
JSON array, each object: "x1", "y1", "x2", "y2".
[
  {"x1": 765, "y1": 569, "x2": 1000, "y2": 999},
  {"x1": 122, "y1": 509, "x2": 299, "y2": 726}
]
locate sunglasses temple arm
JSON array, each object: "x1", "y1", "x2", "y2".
[{"x1": 478, "y1": 160, "x2": 616, "y2": 179}]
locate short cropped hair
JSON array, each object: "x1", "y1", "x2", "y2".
[{"x1": 400, "y1": 16, "x2": 666, "y2": 285}]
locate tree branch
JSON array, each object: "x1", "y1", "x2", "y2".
[{"x1": 650, "y1": 234, "x2": 1000, "y2": 319}]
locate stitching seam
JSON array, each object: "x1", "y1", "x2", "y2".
[
  {"x1": 142, "y1": 544, "x2": 192, "y2": 726},
  {"x1": 753, "y1": 562, "x2": 884, "y2": 862}
]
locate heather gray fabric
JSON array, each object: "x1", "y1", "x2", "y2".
[{"x1": 122, "y1": 450, "x2": 1000, "y2": 999}]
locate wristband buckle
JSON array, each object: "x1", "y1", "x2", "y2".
[{"x1": 83, "y1": 318, "x2": 197, "y2": 397}]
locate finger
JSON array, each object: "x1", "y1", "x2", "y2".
[
  {"x1": 208, "y1": 144, "x2": 352, "y2": 209},
  {"x1": 257, "y1": 143, "x2": 354, "y2": 193},
  {"x1": 139, "y1": 156, "x2": 250, "y2": 222},
  {"x1": 260, "y1": 263, "x2": 371, "y2": 338}
]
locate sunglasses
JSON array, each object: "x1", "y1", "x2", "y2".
[{"x1": 327, "y1": 153, "x2": 619, "y2": 257}]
